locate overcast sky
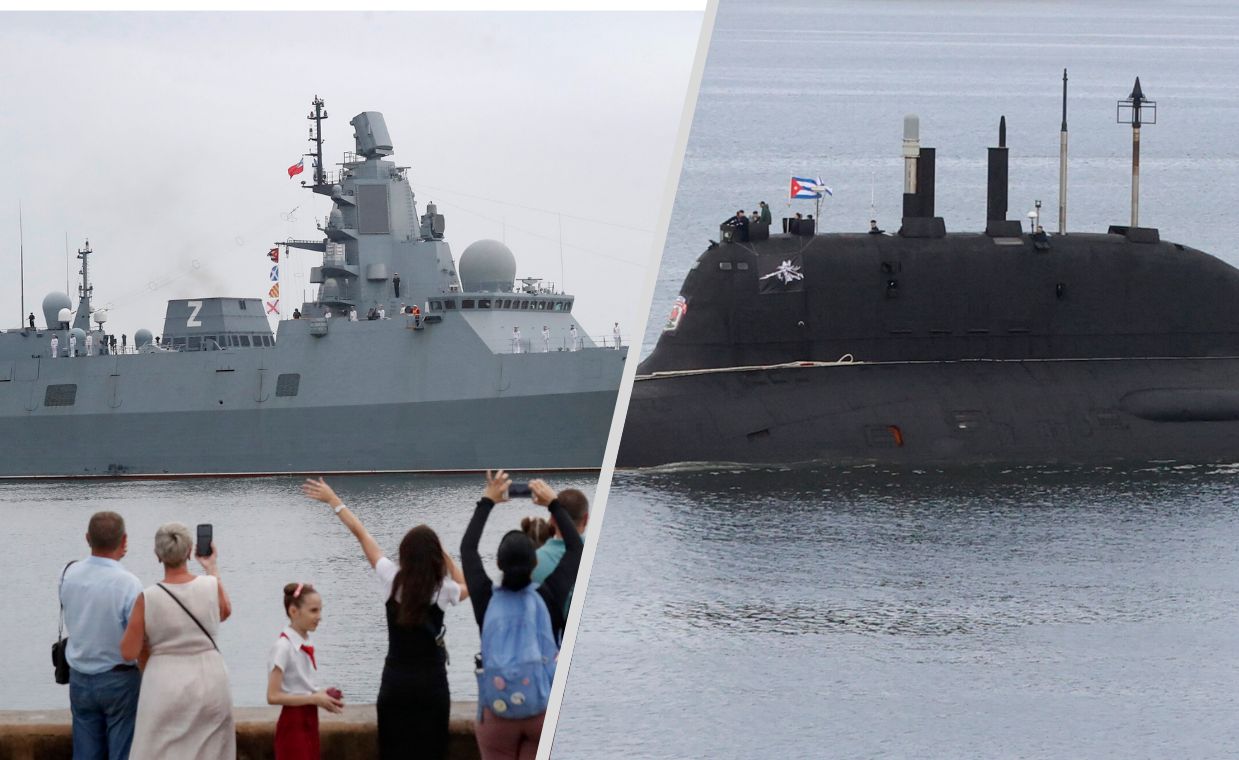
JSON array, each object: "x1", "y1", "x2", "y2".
[{"x1": 0, "y1": 11, "x2": 701, "y2": 340}]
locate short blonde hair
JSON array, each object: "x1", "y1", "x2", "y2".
[{"x1": 154, "y1": 522, "x2": 193, "y2": 566}]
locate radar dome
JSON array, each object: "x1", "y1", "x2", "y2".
[
  {"x1": 135, "y1": 329, "x2": 153, "y2": 348},
  {"x1": 42, "y1": 292, "x2": 71, "y2": 328},
  {"x1": 93, "y1": 310, "x2": 109, "y2": 325},
  {"x1": 320, "y1": 277, "x2": 341, "y2": 301},
  {"x1": 459, "y1": 239, "x2": 517, "y2": 293}
]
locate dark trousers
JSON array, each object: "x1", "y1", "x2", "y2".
[
  {"x1": 377, "y1": 660, "x2": 450, "y2": 759},
  {"x1": 69, "y1": 667, "x2": 141, "y2": 760}
]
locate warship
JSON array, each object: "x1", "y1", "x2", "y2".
[
  {"x1": 0, "y1": 99, "x2": 625, "y2": 478},
  {"x1": 619, "y1": 78, "x2": 1239, "y2": 467}
]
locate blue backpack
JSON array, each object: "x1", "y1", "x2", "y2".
[{"x1": 476, "y1": 584, "x2": 558, "y2": 720}]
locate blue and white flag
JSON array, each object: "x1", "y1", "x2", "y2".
[
  {"x1": 790, "y1": 176, "x2": 832, "y2": 199},
  {"x1": 269, "y1": 265, "x2": 279, "y2": 281}
]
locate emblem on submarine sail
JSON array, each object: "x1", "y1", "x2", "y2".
[
  {"x1": 758, "y1": 254, "x2": 805, "y2": 293},
  {"x1": 663, "y1": 296, "x2": 688, "y2": 332}
]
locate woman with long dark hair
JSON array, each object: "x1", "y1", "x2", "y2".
[{"x1": 302, "y1": 478, "x2": 468, "y2": 759}]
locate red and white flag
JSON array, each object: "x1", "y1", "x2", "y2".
[
  {"x1": 268, "y1": 247, "x2": 279, "y2": 263},
  {"x1": 287, "y1": 158, "x2": 304, "y2": 179}
]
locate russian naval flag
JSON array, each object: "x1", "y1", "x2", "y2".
[{"x1": 789, "y1": 176, "x2": 832, "y2": 199}]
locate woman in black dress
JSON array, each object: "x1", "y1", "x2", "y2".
[{"x1": 303, "y1": 478, "x2": 468, "y2": 759}]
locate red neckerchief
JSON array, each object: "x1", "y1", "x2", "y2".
[{"x1": 279, "y1": 631, "x2": 317, "y2": 670}]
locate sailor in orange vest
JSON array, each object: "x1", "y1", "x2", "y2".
[{"x1": 411, "y1": 304, "x2": 421, "y2": 327}]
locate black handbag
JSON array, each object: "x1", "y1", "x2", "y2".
[{"x1": 52, "y1": 560, "x2": 77, "y2": 685}]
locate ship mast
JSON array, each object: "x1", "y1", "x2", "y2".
[
  {"x1": 307, "y1": 96, "x2": 328, "y2": 187},
  {"x1": 77, "y1": 239, "x2": 93, "y2": 311}
]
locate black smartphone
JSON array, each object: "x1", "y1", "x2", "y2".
[
  {"x1": 508, "y1": 482, "x2": 532, "y2": 498},
  {"x1": 196, "y1": 523, "x2": 214, "y2": 557}
]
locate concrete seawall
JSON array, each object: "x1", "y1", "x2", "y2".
[{"x1": 0, "y1": 703, "x2": 481, "y2": 760}]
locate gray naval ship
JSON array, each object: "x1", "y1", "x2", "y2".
[{"x1": 0, "y1": 99, "x2": 625, "y2": 478}]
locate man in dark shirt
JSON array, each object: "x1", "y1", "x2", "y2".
[
  {"x1": 723, "y1": 209, "x2": 749, "y2": 242},
  {"x1": 392, "y1": 273, "x2": 401, "y2": 299}
]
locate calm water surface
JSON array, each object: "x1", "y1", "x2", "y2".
[
  {"x1": 555, "y1": 0, "x2": 1239, "y2": 757},
  {"x1": 0, "y1": 473, "x2": 595, "y2": 710},
  {"x1": 556, "y1": 465, "x2": 1239, "y2": 758}
]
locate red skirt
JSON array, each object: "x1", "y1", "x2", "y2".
[{"x1": 275, "y1": 704, "x2": 320, "y2": 760}]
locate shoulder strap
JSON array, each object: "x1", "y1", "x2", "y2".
[
  {"x1": 57, "y1": 560, "x2": 78, "y2": 640},
  {"x1": 157, "y1": 582, "x2": 218, "y2": 652}
]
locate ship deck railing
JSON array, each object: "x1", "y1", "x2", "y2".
[{"x1": 484, "y1": 336, "x2": 624, "y2": 354}]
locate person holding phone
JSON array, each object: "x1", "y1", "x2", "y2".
[
  {"x1": 301, "y1": 477, "x2": 468, "y2": 760},
  {"x1": 461, "y1": 471, "x2": 583, "y2": 645},
  {"x1": 460, "y1": 471, "x2": 584, "y2": 759},
  {"x1": 121, "y1": 523, "x2": 235, "y2": 760}
]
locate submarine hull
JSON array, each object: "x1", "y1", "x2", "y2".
[{"x1": 619, "y1": 357, "x2": 1239, "y2": 467}]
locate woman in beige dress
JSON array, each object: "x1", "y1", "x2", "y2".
[{"x1": 121, "y1": 522, "x2": 235, "y2": 759}]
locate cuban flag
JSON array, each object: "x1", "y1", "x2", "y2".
[
  {"x1": 789, "y1": 176, "x2": 832, "y2": 199},
  {"x1": 287, "y1": 157, "x2": 305, "y2": 179}
]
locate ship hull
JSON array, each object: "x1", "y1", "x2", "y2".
[
  {"x1": 0, "y1": 319, "x2": 625, "y2": 478},
  {"x1": 0, "y1": 390, "x2": 616, "y2": 478},
  {"x1": 619, "y1": 357, "x2": 1239, "y2": 467}
]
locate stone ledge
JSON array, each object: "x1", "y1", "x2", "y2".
[{"x1": 0, "y1": 703, "x2": 481, "y2": 760}]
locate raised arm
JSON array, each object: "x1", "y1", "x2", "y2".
[
  {"x1": 302, "y1": 478, "x2": 384, "y2": 568},
  {"x1": 443, "y1": 549, "x2": 469, "y2": 602},
  {"x1": 197, "y1": 543, "x2": 231, "y2": 622},
  {"x1": 531, "y1": 480, "x2": 584, "y2": 612},
  {"x1": 461, "y1": 470, "x2": 510, "y2": 628}
]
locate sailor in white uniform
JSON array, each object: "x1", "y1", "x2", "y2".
[
  {"x1": 542, "y1": 325, "x2": 551, "y2": 352},
  {"x1": 85, "y1": 334, "x2": 93, "y2": 357},
  {"x1": 50, "y1": 335, "x2": 59, "y2": 358},
  {"x1": 69, "y1": 334, "x2": 77, "y2": 358},
  {"x1": 612, "y1": 322, "x2": 622, "y2": 349},
  {"x1": 511, "y1": 327, "x2": 523, "y2": 354},
  {"x1": 569, "y1": 324, "x2": 579, "y2": 352}
]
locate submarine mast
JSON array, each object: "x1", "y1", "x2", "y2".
[
  {"x1": 1118, "y1": 77, "x2": 1156, "y2": 228},
  {"x1": 1058, "y1": 69, "x2": 1068, "y2": 234}
]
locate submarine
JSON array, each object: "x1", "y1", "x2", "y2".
[{"x1": 619, "y1": 78, "x2": 1239, "y2": 467}]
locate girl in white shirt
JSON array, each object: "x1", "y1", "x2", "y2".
[{"x1": 266, "y1": 582, "x2": 344, "y2": 759}]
